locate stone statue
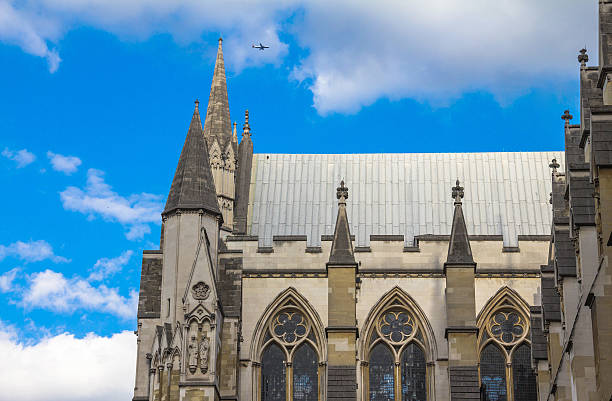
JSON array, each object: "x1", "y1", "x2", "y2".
[
  {"x1": 199, "y1": 336, "x2": 210, "y2": 373},
  {"x1": 188, "y1": 335, "x2": 198, "y2": 373}
]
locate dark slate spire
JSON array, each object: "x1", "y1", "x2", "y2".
[
  {"x1": 203, "y1": 38, "x2": 232, "y2": 148},
  {"x1": 446, "y1": 180, "x2": 474, "y2": 264},
  {"x1": 163, "y1": 100, "x2": 222, "y2": 217},
  {"x1": 233, "y1": 110, "x2": 254, "y2": 234},
  {"x1": 328, "y1": 180, "x2": 355, "y2": 265}
]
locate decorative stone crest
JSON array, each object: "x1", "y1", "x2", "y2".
[
  {"x1": 452, "y1": 179, "x2": 464, "y2": 203},
  {"x1": 578, "y1": 48, "x2": 588, "y2": 67},
  {"x1": 192, "y1": 281, "x2": 211, "y2": 300},
  {"x1": 336, "y1": 180, "x2": 348, "y2": 202}
]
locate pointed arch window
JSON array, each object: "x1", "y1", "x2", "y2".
[
  {"x1": 478, "y1": 299, "x2": 538, "y2": 401},
  {"x1": 259, "y1": 301, "x2": 322, "y2": 401},
  {"x1": 366, "y1": 303, "x2": 428, "y2": 401}
]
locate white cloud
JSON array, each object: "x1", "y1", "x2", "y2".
[
  {"x1": 0, "y1": 1, "x2": 61, "y2": 73},
  {"x1": 88, "y1": 250, "x2": 133, "y2": 281},
  {"x1": 22, "y1": 269, "x2": 137, "y2": 319},
  {"x1": 0, "y1": 326, "x2": 135, "y2": 401},
  {"x1": 47, "y1": 151, "x2": 82, "y2": 174},
  {"x1": 0, "y1": 1, "x2": 598, "y2": 113},
  {"x1": 2, "y1": 147, "x2": 36, "y2": 168},
  {"x1": 0, "y1": 267, "x2": 19, "y2": 292},
  {"x1": 0, "y1": 240, "x2": 69, "y2": 264},
  {"x1": 60, "y1": 168, "x2": 163, "y2": 240}
]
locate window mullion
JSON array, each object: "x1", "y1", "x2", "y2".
[
  {"x1": 506, "y1": 361, "x2": 513, "y2": 401},
  {"x1": 395, "y1": 361, "x2": 401, "y2": 401},
  {"x1": 287, "y1": 361, "x2": 293, "y2": 401}
]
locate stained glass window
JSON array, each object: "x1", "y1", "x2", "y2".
[
  {"x1": 370, "y1": 343, "x2": 395, "y2": 401},
  {"x1": 480, "y1": 343, "x2": 507, "y2": 401},
  {"x1": 512, "y1": 344, "x2": 537, "y2": 401},
  {"x1": 261, "y1": 343, "x2": 286, "y2": 401},
  {"x1": 401, "y1": 343, "x2": 426, "y2": 401},
  {"x1": 293, "y1": 343, "x2": 318, "y2": 401}
]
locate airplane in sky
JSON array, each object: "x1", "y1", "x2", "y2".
[{"x1": 252, "y1": 42, "x2": 269, "y2": 50}]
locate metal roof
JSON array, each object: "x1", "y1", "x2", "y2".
[{"x1": 247, "y1": 152, "x2": 564, "y2": 247}]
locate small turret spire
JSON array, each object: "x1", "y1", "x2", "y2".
[
  {"x1": 232, "y1": 122, "x2": 238, "y2": 143},
  {"x1": 328, "y1": 179, "x2": 355, "y2": 265},
  {"x1": 446, "y1": 180, "x2": 474, "y2": 265},
  {"x1": 163, "y1": 101, "x2": 221, "y2": 217}
]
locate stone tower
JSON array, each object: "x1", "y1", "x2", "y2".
[
  {"x1": 133, "y1": 101, "x2": 225, "y2": 401},
  {"x1": 203, "y1": 38, "x2": 237, "y2": 231}
]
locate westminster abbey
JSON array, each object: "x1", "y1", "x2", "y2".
[{"x1": 132, "y1": 2, "x2": 612, "y2": 401}]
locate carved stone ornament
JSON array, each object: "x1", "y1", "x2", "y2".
[
  {"x1": 192, "y1": 281, "x2": 211, "y2": 300},
  {"x1": 188, "y1": 335, "x2": 198, "y2": 374},
  {"x1": 199, "y1": 336, "x2": 210, "y2": 373}
]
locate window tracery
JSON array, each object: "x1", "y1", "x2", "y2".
[
  {"x1": 258, "y1": 296, "x2": 322, "y2": 401},
  {"x1": 366, "y1": 301, "x2": 428, "y2": 401},
  {"x1": 478, "y1": 291, "x2": 537, "y2": 401}
]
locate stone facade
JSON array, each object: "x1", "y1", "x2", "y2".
[{"x1": 133, "y1": 5, "x2": 612, "y2": 401}]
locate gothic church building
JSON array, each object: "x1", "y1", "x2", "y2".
[{"x1": 132, "y1": 5, "x2": 612, "y2": 400}]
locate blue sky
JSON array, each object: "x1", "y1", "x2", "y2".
[{"x1": 0, "y1": 1, "x2": 599, "y2": 400}]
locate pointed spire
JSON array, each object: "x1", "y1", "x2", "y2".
[
  {"x1": 232, "y1": 121, "x2": 238, "y2": 143},
  {"x1": 203, "y1": 38, "x2": 232, "y2": 147},
  {"x1": 163, "y1": 100, "x2": 222, "y2": 218},
  {"x1": 328, "y1": 180, "x2": 355, "y2": 265},
  {"x1": 446, "y1": 180, "x2": 474, "y2": 265}
]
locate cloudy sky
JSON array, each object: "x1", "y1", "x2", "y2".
[{"x1": 0, "y1": 0, "x2": 597, "y2": 400}]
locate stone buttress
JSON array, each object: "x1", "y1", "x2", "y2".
[
  {"x1": 326, "y1": 181, "x2": 358, "y2": 401},
  {"x1": 444, "y1": 180, "x2": 480, "y2": 401}
]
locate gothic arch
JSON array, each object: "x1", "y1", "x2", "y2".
[
  {"x1": 250, "y1": 287, "x2": 326, "y2": 363},
  {"x1": 360, "y1": 286, "x2": 437, "y2": 401},
  {"x1": 250, "y1": 287, "x2": 326, "y2": 401},
  {"x1": 360, "y1": 286, "x2": 437, "y2": 362},
  {"x1": 477, "y1": 286, "x2": 537, "y2": 401}
]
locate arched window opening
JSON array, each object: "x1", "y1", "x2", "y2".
[
  {"x1": 480, "y1": 343, "x2": 507, "y2": 401},
  {"x1": 512, "y1": 344, "x2": 537, "y2": 401},
  {"x1": 369, "y1": 343, "x2": 394, "y2": 401},
  {"x1": 293, "y1": 343, "x2": 318, "y2": 401},
  {"x1": 257, "y1": 296, "x2": 323, "y2": 401},
  {"x1": 401, "y1": 343, "x2": 426, "y2": 401},
  {"x1": 261, "y1": 343, "x2": 286, "y2": 401},
  {"x1": 366, "y1": 299, "x2": 430, "y2": 401},
  {"x1": 478, "y1": 292, "x2": 537, "y2": 401}
]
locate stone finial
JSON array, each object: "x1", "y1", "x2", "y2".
[
  {"x1": 337, "y1": 180, "x2": 349, "y2": 203},
  {"x1": 218, "y1": 37, "x2": 223, "y2": 43},
  {"x1": 232, "y1": 121, "x2": 238, "y2": 142},
  {"x1": 194, "y1": 99, "x2": 199, "y2": 112},
  {"x1": 452, "y1": 179, "x2": 464, "y2": 204},
  {"x1": 549, "y1": 158, "x2": 560, "y2": 173},
  {"x1": 562, "y1": 110, "x2": 573, "y2": 126},
  {"x1": 578, "y1": 48, "x2": 588, "y2": 67},
  {"x1": 243, "y1": 110, "x2": 251, "y2": 137}
]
